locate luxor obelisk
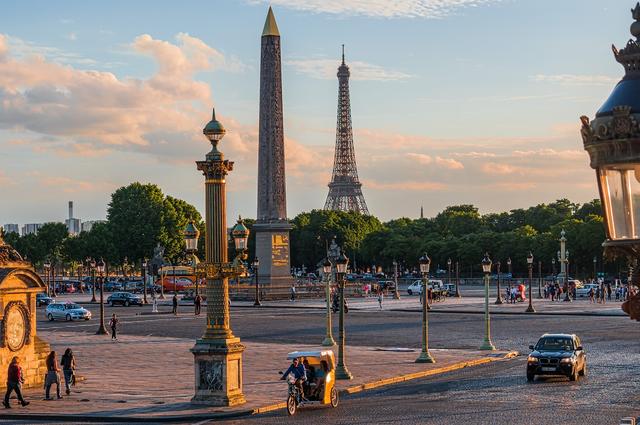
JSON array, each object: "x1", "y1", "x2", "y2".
[{"x1": 254, "y1": 7, "x2": 295, "y2": 288}]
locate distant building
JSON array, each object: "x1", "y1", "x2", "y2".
[
  {"x1": 81, "y1": 220, "x2": 105, "y2": 233},
  {"x1": 2, "y1": 224, "x2": 19, "y2": 235},
  {"x1": 65, "y1": 201, "x2": 81, "y2": 236},
  {"x1": 22, "y1": 223, "x2": 43, "y2": 236}
]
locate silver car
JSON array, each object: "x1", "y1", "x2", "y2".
[{"x1": 45, "y1": 303, "x2": 92, "y2": 321}]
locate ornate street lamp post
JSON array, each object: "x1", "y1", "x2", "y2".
[
  {"x1": 593, "y1": 256, "x2": 598, "y2": 282},
  {"x1": 321, "y1": 258, "x2": 335, "y2": 346},
  {"x1": 526, "y1": 252, "x2": 535, "y2": 313},
  {"x1": 96, "y1": 258, "x2": 107, "y2": 335},
  {"x1": 558, "y1": 231, "x2": 571, "y2": 302},
  {"x1": 88, "y1": 258, "x2": 96, "y2": 303},
  {"x1": 191, "y1": 108, "x2": 247, "y2": 406},
  {"x1": 480, "y1": 253, "x2": 496, "y2": 351},
  {"x1": 416, "y1": 253, "x2": 435, "y2": 363},
  {"x1": 580, "y1": 4, "x2": 640, "y2": 319},
  {"x1": 393, "y1": 260, "x2": 400, "y2": 299},
  {"x1": 495, "y1": 260, "x2": 503, "y2": 304},
  {"x1": 335, "y1": 251, "x2": 353, "y2": 379},
  {"x1": 506, "y1": 257, "x2": 512, "y2": 292},
  {"x1": 142, "y1": 259, "x2": 148, "y2": 304},
  {"x1": 184, "y1": 221, "x2": 200, "y2": 298},
  {"x1": 252, "y1": 258, "x2": 261, "y2": 306},
  {"x1": 455, "y1": 260, "x2": 460, "y2": 298},
  {"x1": 552, "y1": 258, "x2": 556, "y2": 277},
  {"x1": 538, "y1": 260, "x2": 542, "y2": 298},
  {"x1": 43, "y1": 260, "x2": 51, "y2": 297}
]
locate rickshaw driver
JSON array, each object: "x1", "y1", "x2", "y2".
[{"x1": 281, "y1": 357, "x2": 307, "y2": 400}]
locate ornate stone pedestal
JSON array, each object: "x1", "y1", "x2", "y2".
[
  {"x1": 254, "y1": 222, "x2": 295, "y2": 287},
  {"x1": 191, "y1": 338, "x2": 245, "y2": 406}
]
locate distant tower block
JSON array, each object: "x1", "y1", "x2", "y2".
[{"x1": 324, "y1": 46, "x2": 370, "y2": 215}]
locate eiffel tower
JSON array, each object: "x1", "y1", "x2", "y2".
[{"x1": 324, "y1": 46, "x2": 370, "y2": 215}]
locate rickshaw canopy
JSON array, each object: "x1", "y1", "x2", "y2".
[{"x1": 286, "y1": 350, "x2": 335, "y2": 361}]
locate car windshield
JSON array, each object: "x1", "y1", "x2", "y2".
[
  {"x1": 535, "y1": 337, "x2": 574, "y2": 352},
  {"x1": 65, "y1": 304, "x2": 81, "y2": 310}
]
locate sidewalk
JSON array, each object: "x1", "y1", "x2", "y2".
[
  {"x1": 230, "y1": 295, "x2": 628, "y2": 317},
  {"x1": 0, "y1": 331, "x2": 516, "y2": 422}
]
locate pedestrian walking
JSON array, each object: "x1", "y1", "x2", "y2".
[
  {"x1": 3, "y1": 357, "x2": 28, "y2": 408},
  {"x1": 109, "y1": 313, "x2": 119, "y2": 340},
  {"x1": 607, "y1": 283, "x2": 612, "y2": 301},
  {"x1": 152, "y1": 292, "x2": 158, "y2": 313},
  {"x1": 378, "y1": 291, "x2": 383, "y2": 310},
  {"x1": 60, "y1": 348, "x2": 75, "y2": 396},
  {"x1": 194, "y1": 294, "x2": 202, "y2": 316},
  {"x1": 290, "y1": 284, "x2": 296, "y2": 302},
  {"x1": 588, "y1": 287, "x2": 595, "y2": 303},
  {"x1": 172, "y1": 293, "x2": 178, "y2": 315},
  {"x1": 44, "y1": 351, "x2": 61, "y2": 400}
]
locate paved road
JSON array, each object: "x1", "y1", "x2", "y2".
[{"x1": 33, "y1": 300, "x2": 640, "y2": 424}]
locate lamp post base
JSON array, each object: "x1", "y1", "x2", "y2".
[
  {"x1": 322, "y1": 336, "x2": 336, "y2": 347},
  {"x1": 96, "y1": 325, "x2": 108, "y2": 335},
  {"x1": 479, "y1": 340, "x2": 496, "y2": 351},
  {"x1": 191, "y1": 338, "x2": 246, "y2": 406},
  {"x1": 495, "y1": 297, "x2": 503, "y2": 305},
  {"x1": 253, "y1": 300, "x2": 262, "y2": 307},
  {"x1": 415, "y1": 351, "x2": 436, "y2": 363},
  {"x1": 525, "y1": 304, "x2": 536, "y2": 313},
  {"x1": 335, "y1": 364, "x2": 353, "y2": 380}
]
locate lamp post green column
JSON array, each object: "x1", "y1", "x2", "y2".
[
  {"x1": 322, "y1": 258, "x2": 335, "y2": 346},
  {"x1": 480, "y1": 253, "x2": 496, "y2": 351},
  {"x1": 526, "y1": 252, "x2": 536, "y2": 313},
  {"x1": 191, "y1": 108, "x2": 246, "y2": 406},
  {"x1": 335, "y1": 251, "x2": 353, "y2": 379},
  {"x1": 416, "y1": 253, "x2": 435, "y2": 363}
]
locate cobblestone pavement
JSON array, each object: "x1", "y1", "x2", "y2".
[{"x1": 1, "y1": 330, "x2": 511, "y2": 419}]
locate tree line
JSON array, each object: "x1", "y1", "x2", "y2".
[{"x1": 3, "y1": 182, "x2": 622, "y2": 280}]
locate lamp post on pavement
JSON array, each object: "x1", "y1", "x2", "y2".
[
  {"x1": 480, "y1": 253, "x2": 496, "y2": 351},
  {"x1": 252, "y1": 258, "x2": 260, "y2": 305},
  {"x1": 321, "y1": 258, "x2": 335, "y2": 346},
  {"x1": 495, "y1": 261, "x2": 503, "y2": 304},
  {"x1": 455, "y1": 260, "x2": 460, "y2": 298},
  {"x1": 142, "y1": 259, "x2": 148, "y2": 304},
  {"x1": 526, "y1": 252, "x2": 535, "y2": 313},
  {"x1": 96, "y1": 258, "x2": 108, "y2": 335},
  {"x1": 184, "y1": 221, "x2": 200, "y2": 298},
  {"x1": 43, "y1": 260, "x2": 51, "y2": 297},
  {"x1": 593, "y1": 256, "x2": 597, "y2": 282},
  {"x1": 416, "y1": 253, "x2": 435, "y2": 363},
  {"x1": 393, "y1": 260, "x2": 400, "y2": 299},
  {"x1": 538, "y1": 260, "x2": 542, "y2": 298},
  {"x1": 506, "y1": 257, "x2": 512, "y2": 292},
  {"x1": 335, "y1": 251, "x2": 353, "y2": 379}
]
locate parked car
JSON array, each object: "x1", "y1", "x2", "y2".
[
  {"x1": 444, "y1": 283, "x2": 457, "y2": 296},
  {"x1": 107, "y1": 292, "x2": 143, "y2": 307},
  {"x1": 377, "y1": 280, "x2": 396, "y2": 292},
  {"x1": 526, "y1": 333, "x2": 586, "y2": 382},
  {"x1": 36, "y1": 292, "x2": 53, "y2": 307},
  {"x1": 103, "y1": 281, "x2": 123, "y2": 292},
  {"x1": 407, "y1": 279, "x2": 444, "y2": 295},
  {"x1": 46, "y1": 303, "x2": 91, "y2": 321},
  {"x1": 575, "y1": 283, "x2": 599, "y2": 298}
]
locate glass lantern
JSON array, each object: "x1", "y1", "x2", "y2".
[
  {"x1": 481, "y1": 253, "x2": 492, "y2": 274},
  {"x1": 336, "y1": 253, "x2": 349, "y2": 274},
  {"x1": 419, "y1": 254, "x2": 430, "y2": 275},
  {"x1": 184, "y1": 221, "x2": 200, "y2": 252},
  {"x1": 322, "y1": 259, "x2": 331, "y2": 275},
  {"x1": 527, "y1": 251, "x2": 534, "y2": 265},
  {"x1": 231, "y1": 217, "x2": 250, "y2": 252}
]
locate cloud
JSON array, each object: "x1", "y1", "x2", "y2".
[
  {"x1": 531, "y1": 74, "x2": 619, "y2": 86},
  {"x1": 362, "y1": 179, "x2": 447, "y2": 191},
  {"x1": 250, "y1": 0, "x2": 501, "y2": 18},
  {"x1": 435, "y1": 156, "x2": 464, "y2": 170},
  {"x1": 0, "y1": 32, "x2": 244, "y2": 158},
  {"x1": 406, "y1": 153, "x2": 432, "y2": 164},
  {"x1": 41, "y1": 176, "x2": 115, "y2": 193},
  {"x1": 286, "y1": 58, "x2": 411, "y2": 81},
  {"x1": 0, "y1": 171, "x2": 16, "y2": 186}
]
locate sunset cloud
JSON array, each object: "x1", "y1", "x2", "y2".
[
  {"x1": 250, "y1": 0, "x2": 501, "y2": 18},
  {"x1": 286, "y1": 58, "x2": 411, "y2": 81}
]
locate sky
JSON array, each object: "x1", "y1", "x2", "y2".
[{"x1": 0, "y1": 0, "x2": 633, "y2": 226}]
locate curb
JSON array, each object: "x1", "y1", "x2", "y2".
[
  {"x1": 0, "y1": 351, "x2": 518, "y2": 423},
  {"x1": 231, "y1": 303, "x2": 625, "y2": 317}
]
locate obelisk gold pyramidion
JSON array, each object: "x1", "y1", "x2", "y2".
[
  {"x1": 254, "y1": 7, "x2": 295, "y2": 288},
  {"x1": 191, "y1": 108, "x2": 246, "y2": 406}
]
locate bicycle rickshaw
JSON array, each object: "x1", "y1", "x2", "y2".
[{"x1": 279, "y1": 350, "x2": 339, "y2": 415}]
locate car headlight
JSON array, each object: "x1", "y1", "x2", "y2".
[
  {"x1": 527, "y1": 356, "x2": 539, "y2": 363},
  {"x1": 560, "y1": 358, "x2": 574, "y2": 364}
]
